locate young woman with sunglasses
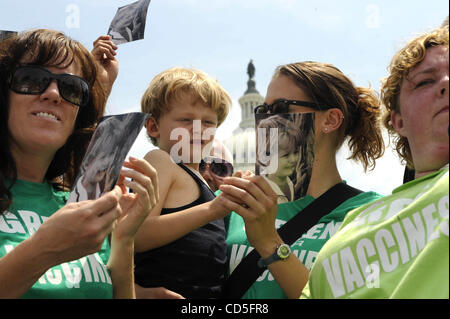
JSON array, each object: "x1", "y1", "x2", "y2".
[
  {"x1": 220, "y1": 61, "x2": 385, "y2": 298},
  {"x1": 0, "y1": 29, "x2": 158, "y2": 298}
]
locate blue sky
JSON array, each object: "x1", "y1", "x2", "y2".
[{"x1": 2, "y1": 0, "x2": 448, "y2": 195}]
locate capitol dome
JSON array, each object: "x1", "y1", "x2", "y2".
[{"x1": 223, "y1": 60, "x2": 264, "y2": 173}]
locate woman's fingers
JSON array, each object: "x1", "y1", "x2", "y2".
[
  {"x1": 219, "y1": 183, "x2": 265, "y2": 214},
  {"x1": 57, "y1": 187, "x2": 122, "y2": 253},
  {"x1": 78, "y1": 185, "x2": 122, "y2": 218},
  {"x1": 232, "y1": 170, "x2": 254, "y2": 178},
  {"x1": 95, "y1": 187, "x2": 123, "y2": 229},
  {"x1": 216, "y1": 192, "x2": 244, "y2": 206},
  {"x1": 218, "y1": 194, "x2": 254, "y2": 221},
  {"x1": 115, "y1": 175, "x2": 127, "y2": 194},
  {"x1": 97, "y1": 204, "x2": 121, "y2": 235},
  {"x1": 246, "y1": 175, "x2": 278, "y2": 202},
  {"x1": 122, "y1": 157, "x2": 159, "y2": 203},
  {"x1": 92, "y1": 36, "x2": 118, "y2": 61},
  {"x1": 93, "y1": 36, "x2": 118, "y2": 51},
  {"x1": 221, "y1": 176, "x2": 275, "y2": 209},
  {"x1": 92, "y1": 44, "x2": 116, "y2": 60}
]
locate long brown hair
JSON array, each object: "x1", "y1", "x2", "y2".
[
  {"x1": 274, "y1": 61, "x2": 385, "y2": 171},
  {"x1": 0, "y1": 29, "x2": 107, "y2": 212}
]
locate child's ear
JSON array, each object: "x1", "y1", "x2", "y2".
[
  {"x1": 146, "y1": 117, "x2": 160, "y2": 138},
  {"x1": 320, "y1": 108, "x2": 344, "y2": 134}
]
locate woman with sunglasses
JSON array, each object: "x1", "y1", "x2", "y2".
[
  {"x1": 220, "y1": 61, "x2": 385, "y2": 298},
  {"x1": 199, "y1": 139, "x2": 234, "y2": 192},
  {"x1": 0, "y1": 29, "x2": 158, "y2": 298}
]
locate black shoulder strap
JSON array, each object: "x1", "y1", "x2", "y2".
[
  {"x1": 221, "y1": 182, "x2": 362, "y2": 299},
  {"x1": 177, "y1": 163, "x2": 215, "y2": 198}
]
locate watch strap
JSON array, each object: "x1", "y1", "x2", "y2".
[
  {"x1": 257, "y1": 252, "x2": 278, "y2": 268},
  {"x1": 257, "y1": 244, "x2": 291, "y2": 268}
]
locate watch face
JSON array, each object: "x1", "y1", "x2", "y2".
[{"x1": 278, "y1": 244, "x2": 291, "y2": 259}]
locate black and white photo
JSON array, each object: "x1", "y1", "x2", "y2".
[
  {"x1": 68, "y1": 112, "x2": 149, "y2": 202},
  {"x1": 255, "y1": 112, "x2": 315, "y2": 203},
  {"x1": 107, "y1": 0, "x2": 151, "y2": 45}
]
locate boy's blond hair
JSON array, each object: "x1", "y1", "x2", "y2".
[{"x1": 141, "y1": 67, "x2": 232, "y2": 145}]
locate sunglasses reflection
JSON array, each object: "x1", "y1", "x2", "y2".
[{"x1": 199, "y1": 156, "x2": 233, "y2": 192}]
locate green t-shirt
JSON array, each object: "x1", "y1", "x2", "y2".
[
  {"x1": 0, "y1": 179, "x2": 113, "y2": 299},
  {"x1": 301, "y1": 167, "x2": 449, "y2": 299},
  {"x1": 225, "y1": 190, "x2": 382, "y2": 299}
]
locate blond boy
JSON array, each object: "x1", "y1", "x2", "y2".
[{"x1": 134, "y1": 67, "x2": 233, "y2": 299}]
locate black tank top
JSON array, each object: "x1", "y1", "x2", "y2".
[{"x1": 134, "y1": 163, "x2": 227, "y2": 299}]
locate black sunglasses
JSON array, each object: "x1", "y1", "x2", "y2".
[
  {"x1": 254, "y1": 99, "x2": 333, "y2": 114},
  {"x1": 8, "y1": 65, "x2": 90, "y2": 107},
  {"x1": 199, "y1": 157, "x2": 234, "y2": 178}
]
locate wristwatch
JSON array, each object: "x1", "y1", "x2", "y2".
[{"x1": 257, "y1": 243, "x2": 291, "y2": 268}]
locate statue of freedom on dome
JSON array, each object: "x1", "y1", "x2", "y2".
[{"x1": 247, "y1": 59, "x2": 255, "y2": 79}]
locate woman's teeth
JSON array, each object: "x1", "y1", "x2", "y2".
[{"x1": 36, "y1": 112, "x2": 58, "y2": 120}]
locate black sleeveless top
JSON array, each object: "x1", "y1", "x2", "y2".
[{"x1": 134, "y1": 163, "x2": 227, "y2": 299}]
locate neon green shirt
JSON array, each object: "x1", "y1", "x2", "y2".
[
  {"x1": 225, "y1": 190, "x2": 382, "y2": 299},
  {"x1": 301, "y1": 167, "x2": 449, "y2": 299},
  {"x1": 0, "y1": 179, "x2": 113, "y2": 298}
]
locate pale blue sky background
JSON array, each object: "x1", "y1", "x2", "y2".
[{"x1": 1, "y1": 0, "x2": 448, "y2": 194}]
